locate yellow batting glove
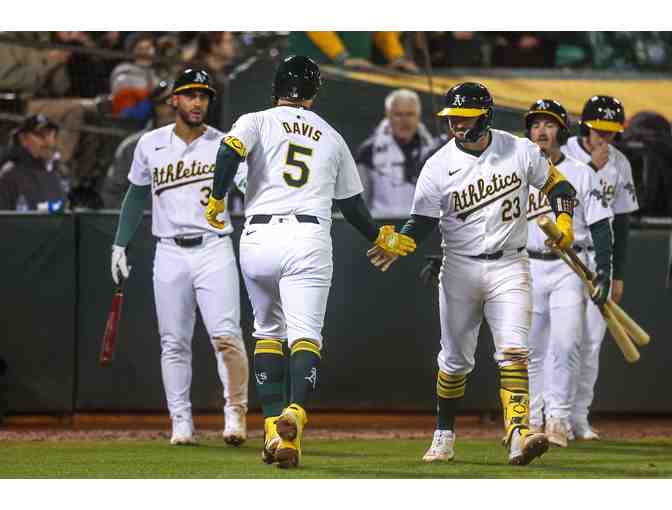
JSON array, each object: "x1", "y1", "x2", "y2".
[
  {"x1": 205, "y1": 196, "x2": 227, "y2": 229},
  {"x1": 555, "y1": 213, "x2": 574, "y2": 250},
  {"x1": 374, "y1": 225, "x2": 417, "y2": 256}
]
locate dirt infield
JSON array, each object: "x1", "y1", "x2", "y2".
[{"x1": 1, "y1": 412, "x2": 671, "y2": 442}]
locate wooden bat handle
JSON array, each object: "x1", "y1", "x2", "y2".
[{"x1": 537, "y1": 217, "x2": 640, "y2": 363}]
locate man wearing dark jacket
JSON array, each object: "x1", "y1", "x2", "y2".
[{"x1": 0, "y1": 114, "x2": 66, "y2": 211}]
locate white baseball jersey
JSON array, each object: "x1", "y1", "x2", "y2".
[
  {"x1": 225, "y1": 105, "x2": 363, "y2": 220},
  {"x1": 129, "y1": 123, "x2": 245, "y2": 238},
  {"x1": 412, "y1": 129, "x2": 551, "y2": 255},
  {"x1": 562, "y1": 136, "x2": 639, "y2": 219},
  {"x1": 526, "y1": 154, "x2": 613, "y2": 251}
]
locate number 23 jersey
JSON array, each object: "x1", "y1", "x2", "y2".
[
  {"x1": 224, "y1": 106, "x2": 363, "y2": 221},
  {"x1": 411, "y1": 129, "x2": 551, "y2": 255}
]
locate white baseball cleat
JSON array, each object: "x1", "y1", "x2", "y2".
[
  {"x1": 223, "y1": 406, "x2": 247, "y2": 446},
  {"x1": 508, "y1": 430, "x2": 549, "y2": 465},
  {"x1": 545, "y1": 419, "x2": 569, "y2": 448},
  {"x1": 572, "y1": 421, "x2": 600, "y2": 440},
  {"x1": 170, "y1": 418, "x2": 197, "y2": 445},
  {"x1": 422, "y1": 430, "x2": 455, "y2": 462}
]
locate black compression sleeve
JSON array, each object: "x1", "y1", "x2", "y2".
[
  {"x1": 212, "y1": 143, "x2": 243, "y2": 200},
  {"x1": 400, "y1": 214, "x2": 439, "y2": 245},
  {"x1": 612, "y1": 213, "x2": 630, "y2": 280},
  {"x1": 547, "y1": 180, "x2": 577, "y2": 218},
  {"x1": 588, "y1": 218, "x2": 613, "y2": 277},
  {"x1": 334, "y1": 193, "x2": 379, "y2": 242}
]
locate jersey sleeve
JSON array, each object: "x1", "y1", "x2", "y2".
[
  {"x1": 410, "y1": 160, "x2": 441, "y2": 218},
  {"x1": 127, "y1": 135, "x2": 151, "y2": 186},
  {"x1": 233, "y1": 161, "x2": 248, "y2": 195},
  {"x1": 224, "y1": 113, "x2": 259, "y2": 159},
  {"x1": 525, "y1": 141, "x2": 552, "y2": 190},
  {"x1": 334, "y1": 138, "x2": 364, "y2": 200},
  {"x1": 582, "y1": 164, "x2": 613, "y2": 226},
  {"x1": 612, "y1": 155, "x2": 640, "y2": 215}
]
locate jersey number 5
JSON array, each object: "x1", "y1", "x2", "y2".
[{"x1": 284, "y1": 143, "x2": 312, "y2": 188}]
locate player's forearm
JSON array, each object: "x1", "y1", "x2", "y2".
[
  {"x1": 212, "y1": 144, "x2": 243, "y2": 200},
  {"x1": 400, "y1": 214, "x2": 439, "y2": 245},
  {"x1": 588, "y1": 218, "x2": 613, "y2": 277},
  {"x1": 113, "y1": 184, "x2": 150, "y2": 247},
  {"x1": 334, "y1": 193, "x2": 379, "y2": 242},
  {"x1": 612, "y1": 213, "x2": 630, "y2": 280}
]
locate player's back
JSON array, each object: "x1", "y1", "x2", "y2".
[{"x1": 235, "y1": 106, "x2": 359, "y2": 221}]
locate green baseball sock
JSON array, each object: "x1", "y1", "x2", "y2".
[
  {"x1": 289, "y1": 339, "x2": 321, "y2": 408},
  {"x1": 253, "y1": 339, "x2": 286, "y2": 418}
]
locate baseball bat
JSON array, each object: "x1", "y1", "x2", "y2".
[
  {"x1": 536, "y1": 216, "x2": 640, "y2": 363},
  {"x1": 100, "y1": 281, "x2": 124, "y2": 366},
  {"x1": 536, "y1": 216, "x2": 650, "y2": 346}
]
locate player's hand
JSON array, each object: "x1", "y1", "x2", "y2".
[
  {"x1": 590, "y1": 269, "x2": 611, "y2": 307},
  {"x1": 419, "y1": 255, "x2": 442, "y2": 287},
  {"x1": 205, "y1": 196, "x2": 227, "y2": 229},
  {"x1": 367, "y1": 245, "x2": 399, "y2": 272},
  {"x1": 373, "y1": 225, "x2": 416, "y2": 256},
  {"x1": 611, "y1": 279, "x2": 624, "y2": 304},
  {"x1": 555, "y1": 213, "x2": 574, "y2": 250},
  {"x1": 111, "y1": 245, "x2": 130, "y2": 285}
]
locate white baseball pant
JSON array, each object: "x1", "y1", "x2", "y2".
[
  {"x1": 153, "y1": 234, "x2": 248, "y2": 422},
  {"x1": 527, "y1": 257, "x2": 586, "y2": 428}
]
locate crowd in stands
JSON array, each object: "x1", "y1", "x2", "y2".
[{"x1": 0, "y1": 31, "x2": 671, "y2": 217}]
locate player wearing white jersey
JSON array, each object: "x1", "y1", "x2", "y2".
[
  {"x1": 110, "y1": 69, "x2": 249, "y2": 446},
  {"x1": 523, "y1": 99, "x2": 613, "y2": 448},
  {"x1": 562, "y1": 95, "x2": 639, "y2": 440},
  {"x1": 205, "y1": 56, "x2": 415, "y2": 468},
  {"x1": 370, "y1": 83, "x2": 577, "y2": 466}
]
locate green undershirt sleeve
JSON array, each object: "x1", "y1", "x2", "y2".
[
  {"x1": 400, "y1": 214, "x2": 439, "y2": 246},
  {"x1": 612, "y1": 213, "x2": 630, "y2": 280},
  {"x1": 113, "y1": 183, "x2": 150, "y2": 247},
  {"x1": 588, "y1": 218, "x2": 613, "y2": 277},
  {"x1": 212, "y1": 143, "x2": 243, "y2": 200}
]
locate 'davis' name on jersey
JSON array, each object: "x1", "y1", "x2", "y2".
[
  {"x1": 453, "y1": 172, "x2": 521, "y2": 219},
  {"x1": 282, "y1": 121, "x2": 322, "y2": 141},
  {"x1": 153, "y1": 159, "x2": 215, "y2": 190}
]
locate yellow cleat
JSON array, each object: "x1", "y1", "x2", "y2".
[
  {"x1": 261, "y1": 416, "x2": 281, "y2": 464},
  {"x1": 275, "y1": 403, "x2": 307, "y2": 469}
]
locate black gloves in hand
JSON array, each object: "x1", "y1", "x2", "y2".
[
  {"x1": 419, "y1": 255, "x2": 442, "y2": 287},
  {"x1": 591, "y1": 269, "x2": 611, "y2": 306}
]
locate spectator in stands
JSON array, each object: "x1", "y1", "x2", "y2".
[
  {"x1": 100, "y1": 80, "x2": 175, "y2": 209},
  {"x1": 0, "y1": 32, "x2": 97, "y2": 180},
  {"x1": 188, "y1": 32, "x2": 239, "y2": 128},
  {"x1": 0, "y1": 114, "x2": 66, "y2": 211},
  {"x1": 489, "y1": 32, "x2": 556, "y2": 68},
  {"x1": 287, "y1": 32, "x2": 419, "y2": 73},
  {"x1": 356, "y1": 89, "x2": 436, "y2": 218},
  {"x1": 417, "y1": 32, "x2": 486, "y2": 68},
  {"x1": 109, "y1": 32, "x2": 159, "y2": 121}
]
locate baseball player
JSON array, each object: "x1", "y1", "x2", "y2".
[
  {"x1": 369, "y1": 82, "x2": 578, "y2": 466},
  {"x1": 205, "y1": 55, "x2": 415, "y2": 468},
  {"x1": 110, "y1": 68, "x2": 249, "y2": 446},
  {"x1": 523, "y1": 99, "x2": 613, "y2": 448},
  {"x1": 562, "y1": 95, "x2": 639, "y2": 439}
]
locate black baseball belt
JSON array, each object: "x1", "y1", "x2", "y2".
[
  {"x1": 161, "y1": 233, "x2": 228, "y2": 248},
  {"x1": 248, "y1": 214, "x2": 319, "y2": 225},
  {"x1": 468, "y1": 247, "x2": 525, "y2": 260},
  {"x1": 528, "y1": 246, "x2": 589, "y2": 261}
]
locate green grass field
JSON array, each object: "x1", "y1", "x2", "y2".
[{"x1": 1, "y1": 438, "x2": 671, "y2": 478}]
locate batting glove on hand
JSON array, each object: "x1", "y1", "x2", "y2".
[
  {"x1": 111, "y1": 245, "x2": 130, "y2": 285},
  {"x1": 367, "y1": 245, "x2": 398, "y2": 272},
  {"x1": 590, "y1": 269, "x2": 611, "y2": 307},
  {"x1": 555, "y1": 213, "x2": 574, "y2": 250},
  {"x1": 419, "y1": 255, "x2": 442, "y2": 287},
  {"x1": 373, "y1": 225, "x2": 416, "y2": 256},
  {"x1": 205, "y1": 196, "x2": 227, "y2": 229}
]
